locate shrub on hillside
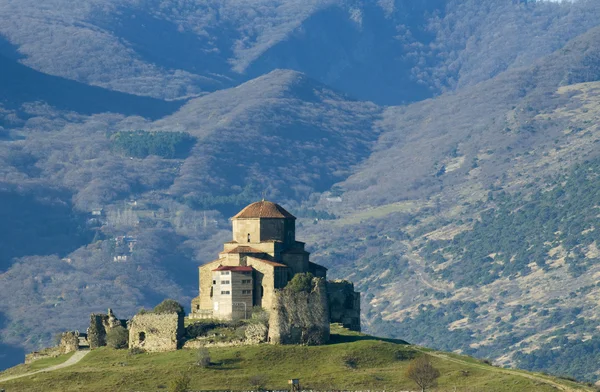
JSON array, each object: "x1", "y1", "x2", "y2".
[
  {"x1": 285, "y1": 273, "x2": 314, "y2": 293},
  {"x1": 249, "y1": 374, "x2": 267, "y2": 391},
  {"x1": 128, "y1": 347, "x2": 145, "y2": 356},
  {"x1": 154, "y1": 299, "x2": 184, "y2": 316},
  {"x1": 197, "y1": 347, "x2": 211, "y2": 368},
  {"x1": 106, "y1": 326, "x2": 129, "y2": 349},
  {"x1": 170, "y1": 373, "x2": 191, "y2": 392},
  {"x1": 342, "y1": 354, "x2": 359, "y2": 369},
  {"x1": 251, "y1": 306, "x2": 269, "y2": 325}
]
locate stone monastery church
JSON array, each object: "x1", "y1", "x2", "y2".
[
  {"x1": 26, "y1": 200, "x2": 361, "y2": 362},
  {"x1": 191, "y1": 200, "x2": 360, "y2": 330}
]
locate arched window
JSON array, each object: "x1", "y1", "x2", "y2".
[
  {"x1": 138, "y1": 332, "x2": 146, "y2": 343},
  {"x1": 247, "y1": 233, "x2": 251, "y2": 243}
]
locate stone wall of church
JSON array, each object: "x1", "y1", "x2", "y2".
[
  {"x1": 268, "y1": 277, "x2": 330, "y2": 345},
  {"x1": 246, "y1": 258, "x2": 277, "y2": 310},
  {"x1": 281, "y1": 251, "x2": 309, "y2": 276},
  {"x1": 232, "y1": 218, "x2": 261, "y2": 243},
  {"x1": 199, "y1": 260, "x2": 220, "y2": 310},
  {"x1": 259, "y1": 218, "x2": 286, "y2": 242}
]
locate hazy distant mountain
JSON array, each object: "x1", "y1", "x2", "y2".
[
  {"x1": 2, "y1": 0, "x2": 600, "y2": 382},
  {"x1": 2, "y1": 0, "x2": 600, "y2": 104}
]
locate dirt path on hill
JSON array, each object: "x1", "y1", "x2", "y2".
[
  {"x1": 414, "y1": 347, "x2": 589, "y2": 392},
  {"x1": 0, "y1": 349, "x2": 89, "y2": 383}
]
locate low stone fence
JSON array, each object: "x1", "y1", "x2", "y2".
[{"x1": 25, "y1": 347, "x2": 61, "y2": 364}]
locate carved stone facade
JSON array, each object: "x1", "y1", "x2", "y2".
[{"x1": 128, "y1": 312, "x2": 184, "y2": 352}]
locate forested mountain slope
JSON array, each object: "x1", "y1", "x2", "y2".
[
  {"x1": 304, "y1": 25, "x2": 600, "y2": 382},
  {"x1": 1, "y1": 0, "x2": 600, "y2": 103}
]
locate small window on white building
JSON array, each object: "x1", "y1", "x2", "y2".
[
  {"x1": 221, "y1": 280, "x2": 230, "y2": 285},
  {"x1": 220, "y1": 271, "x2": 230, "y2": 275},
  {"x1": 221, "y1": 291, "x2": 231, "y2": 295}
]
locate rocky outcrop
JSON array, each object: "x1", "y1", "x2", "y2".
[{"x1": 268, "y1": 277, "x2": 329, "y2": 345}]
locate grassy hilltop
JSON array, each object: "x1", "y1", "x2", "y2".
[{"x1": 0, "y1": 326, "x2": 591, "y2": 392}]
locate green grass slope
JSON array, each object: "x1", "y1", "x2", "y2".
[{"x1": 0, "y1": 327, "x2": 591, "y2": 392}]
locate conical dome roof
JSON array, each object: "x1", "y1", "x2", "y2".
[{"x1": 232, "y1": 200, "x2": 296, "y2": 219}]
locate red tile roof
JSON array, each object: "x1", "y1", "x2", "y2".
[
  {"x1": 213, "y1": 266, "x2": 254, "y2": 272},
  {"x1": 232, "y1": 200, "x2": 296, "y2": 219}
]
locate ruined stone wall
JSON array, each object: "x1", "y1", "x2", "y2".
[
  {"x1": 88, "y1": 314, "x2": 107, "y2": 349},
  {"x1": 128, "y1": 313, "x2": 184, "y2": 352},
  {"x1": 328, "y1": 280, "x2": 361, "y2": 332},
  {"x1": 59, "y1": 331, "x2": 80, "y2": 354},
  {"x1": 25, "y1": 347, "x2": 61, "y2": 364},
  {"x1": 268, "y1": 277, "x2": 330, "y2": 345},
  {"x1": 87, "y1": 309, "x2": 125, "y2": 349}
]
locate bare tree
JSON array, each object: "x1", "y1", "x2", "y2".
[{"x1": 405, "y1": 355, "x2": 441, "y2": 392}]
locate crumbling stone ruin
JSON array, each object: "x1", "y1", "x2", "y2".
[
  {"x1": 87, "y1": 308, "x2": 126, "y2": 349},
  {"x1": 59, "y1": 331, "x2": 81, "y2": 354},
  {"x1": 244, "y1": 322, "x2": 268, "y2": 344},
  {"x1": 268, "y1": 277, "x2": 330, "y2": 345},
  {"x1": 25, "y1": 331, "x2": 83, "y2": 364},
  {"x1": 128, "y1": 312, "x2": 184, "y2": 352},
  {"x1": 328, "y1": 280, "x2": 362, "y2": 332}
]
